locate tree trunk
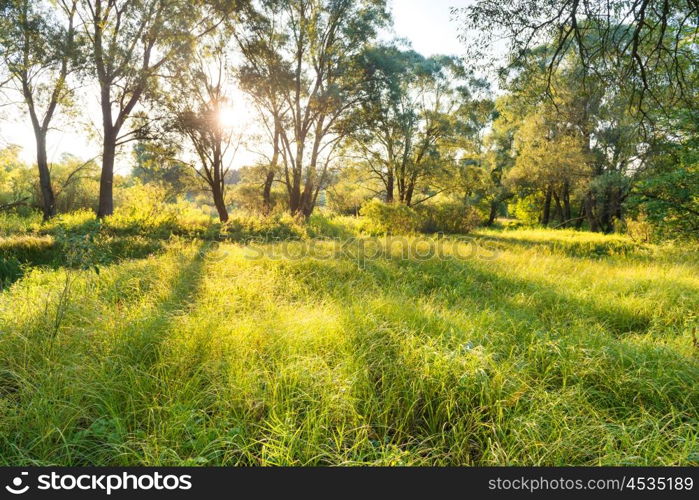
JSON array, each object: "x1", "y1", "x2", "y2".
[
  {"x1": 576, "y1": 200, "x2": 585, "y2": 229},
  {"x1": 288, "y1": 162, "x2": 303, "y2": 215},
  {"x1": 552, "y1": 190, "x2": 564, "y2": 225},
  {"x1": 386, "y1": 171, "x2": 394, "y2": 203},
  {"x1": 288, "y1": 187, "x2": 300, "y2": 214},
  {"x1": 542, "y1": 186, "x2": 553, "y2": 226},
  {"x1": 212, "y1": 184, "x2": 229, "y2": 222},
  {"x1": 262, "y1": 169, "x2": 275, "y2": 215},
  {"x1": 615, "y1": 187, "x2": 623, "y2": 221},
  {"x1": 486, "y1": 200, "x2": 498, "y2": 226},
  {"x1": 562, "y1": 182, "x2": 572, "y2": 224},
  {"x1": 97, "y1": 131, "x2": 116, "y2": 218},
  {"x1": 263, "y1": 120, "x2": 281, "y2": 215},
  {"x1": 300, "y1": 179, "x2": 314, "y2": 218},
  {"x1": 405, "y1": 175, "x2": 417, "y2": 207},
  {"x1": 585, "y1": 192, "x2": 598, "y2": 232},
  {"x1": 34, "y1": 132, "x2": 56, "y2": 220}
]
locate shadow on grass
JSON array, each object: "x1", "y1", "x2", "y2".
[
  {"x1": 476, "y1": 232, "x2": 645, "y2": 258},
  {"x1": 0, "y1": 235, "x2": 166, "y2": 289},
  {"x1": 274, "y1": 251, "x2": 660, "y2": 335},
  {"x1": 0, "y1": 242, "x2": 211, "y2": 465},
  {"x1": 294, "y1": 254, "x2": 697, "y2": 463}
]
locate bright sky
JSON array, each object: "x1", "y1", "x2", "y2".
[
  {"x1": 391, "y1": 0, "x2": 468, "y2": 56},
  {"x1": 0, "y1": 0, "x2": 472, "y2": 170}
]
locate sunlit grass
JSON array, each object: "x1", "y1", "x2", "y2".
[{"x1": 0, "y1": 229, "x2": 697, "y2": 465}]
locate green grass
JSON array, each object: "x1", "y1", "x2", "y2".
[{"x1": 0, "y1": 227, "x2": 697, "y2": 465}]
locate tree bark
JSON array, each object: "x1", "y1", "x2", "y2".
[
  {"x1": 385, "y1": 171, "x2": 394, "y2": 203},
  {"x1": 263, "y1": 119, "x2": 281, "y2": 214},
  {"x1": 299, "y1": 178, "x2": 314, "y2": 218},
  {"x1": 289, "y1": 175, "x2": 302, "y2": 215},
  {"x1": 552, "y1": 190, "x2": 564, "y2": 225},
  {"x1": 97, "y1": 130, "x2": 116, "y2": 218},
  {"x1": 212, "y1": 184, "x2": 229, "y2": 223},
  {"x1": 585, "y1": 191, "x2": 598, "y2": 232},
  {"x1": 262, "y1": 169, "x2": 275, "y2": 215},
  {"x1": 404, "y1": 174, "x2": 417, "y2": 207},
  {"x1": 562, "y1": 181, "x2": 572, "y2": 224},
  {"x1": 542, "y1": 186, "x2": 553, "y2": 226},
  {"x1": 486, "y1": 200, "x2": 498, "y2": 226},
  {"x1": 34, "y1": 131, "x2": 56, "y2": 220}
]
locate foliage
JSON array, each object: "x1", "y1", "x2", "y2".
[
  {"x1": 0, "y1": 0, "x2": 82, "y2": 218},
  {"x1": 624, "y1": 212, "x2": 655, "y2": 244},
  {"x1": 456, "y1": 0, "x2": 698, "y2": 119},
  {"x1": 508, "y1": 194, "x2": 543, "y2": 226},
  {"x1": 0, "y1": 254, "x2": 22, "y2": 289},
  {"x1": 0, "y1": 147, "x2": 100, "y2": 214},
  {"x1": 236, "y1": 0, "x2": 390, "y2": 217},
  {"x1": 416, "y1": 201, "x2": 482, "y2": 234},
  {"x1": 131, "y1": 141, "x2": 196, "y2": 202},
  {"x1": 359, "y1": 199, "x2": 423, "y2": 235},
  {"x1": 629, "y1": 143, "x2": 699, "y2": 240},
  {"x1": 325, "y1": 167, "x2": 376, "y2": 216},
  {"x1": 347, "y1": 45, "x2": 483, "y2": 205}
]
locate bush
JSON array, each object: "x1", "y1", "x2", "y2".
[
  {"x1": 625, "y1": 213, "x2": 655, "y2": 243},
  {"x1": 416, "y1": 202, "x2": 482, "y2": 234},
  {"x1": 222, "y1": 213, "x2": 307, "y2": 242},
  {"x1": 359, "y1": 199, "x2": 482, "y2": 235},
  {"x1": 0, "y1": 255, "x2": 22, "y2": 289},
  {"x1": 359, "y1": 200, "x2": 423, "y2": 235},
  {"x1": 508, "y1": 194, "x2": 543, "y2": 225},
  {"x1": 41, "y1": 209, "x2": 101, "y2": 236},
  {"x1": 495, "y1": 218, "x2": 525, "y2": 230},
  {"x1": 306, "y1": 213, "x2": 357, "y2": 239},
  {"x1": 0, "y1": 235, "x2": 57, "y2": 265},
  {"x1": 0, "y1": 211, "x2": 43, "y2": 236}
]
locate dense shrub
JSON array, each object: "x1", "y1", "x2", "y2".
[
  {"x1": 359, "y1": 199, "x2": 423, "y2": 235},
  {"x1": 306, "y1": 213, "x2": 358, "y2": 239},
  {"x1": 360, "y1": 199, "x2": 481, "y2": 235},
  {"x1": 624, "y1": 212, "x2": 655, "y2": 243},
  {"x1": 495, "y1": 218, "x2": 525, "y2": 230},
  {"x1": 0, "y1": 235, "x2": 57, "y2": 265},
  {"x1": 0, "y1": 211, "x2": 43, "y2": 236},
  {"x1": 0, "y1": 255, "x2": 22, "y2": 289},
  {"x1": 416, "y1": 202, "x2": 482, "y2": 234},
  {"x1": 222, "y1": 213, "x2": 307, "y2": 242},
  {"x1": 478, "y1": 228, "x2": 645, "y2": 258},
  {"x1": 508, "y1": 194, "x2": 544, "y2": 225}
]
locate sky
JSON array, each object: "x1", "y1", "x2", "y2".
[
  {"x1": 391, "y1": 0, "x2": 467, "y2": 57},
  {"x1": 0, "y1": 0, "x2": 472, "y2": 171}
]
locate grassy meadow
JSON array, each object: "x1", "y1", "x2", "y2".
[{"x1": 0, "y1": 213, "x2": 698, "y2": 466}]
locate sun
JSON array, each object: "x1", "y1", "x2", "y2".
[{"x1": 217, "y1": 104, "x2": 237, "y2": 128}]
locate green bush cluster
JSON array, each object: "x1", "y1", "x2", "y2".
[
  {"x1": 222, "y1": 213, "x2": 307, "y2": 242},
  {"x1": 416, "y1": 202, "x2": 483, "y2": 234},
  {"x1": 360, "y1": 199, "x2": 481, "y2": 235},
  {"x1": 359, "y1": 199, "x2": 423, "y2": 235},
  {"x1": 0, "y1": 255, "x2": 22, "y2": 289}
]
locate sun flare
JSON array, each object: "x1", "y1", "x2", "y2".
[{"x1": 217, "y1": 104, "x2": 237, "y2": 128}]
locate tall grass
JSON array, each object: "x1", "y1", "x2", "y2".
[{"x1": 0, "y1": 229, "x2": 697, "y2": 465}]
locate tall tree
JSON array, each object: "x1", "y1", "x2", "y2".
[
  {"x1": 78, "y1": 0, "x2": 237, "y2": 217},
  {"x1": 348, "y1": 47, "x2": 473, "y2": 206},
  {"x1": 0, "y1": 0, "x2": 80, "y2": 219},
  {"x1": 481, "y1": 96, "x2": 518, "y2": 225},
  {"x1": 234, "y1": 2, "x2": 292, "y2": 214},
  {"x1": 166, "y1": 43, "x2": 240, "y2": 222},
  {"x1": 236, "y1": 0, "x2": 389, "y2": 217}
]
